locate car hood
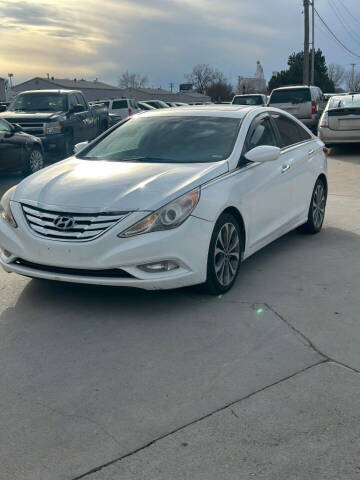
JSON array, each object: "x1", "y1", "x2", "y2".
[
  {"x1": 13, "y1": 157, "x2": 228, "y2": 212},
  {"x1": 0, "y1": 111, "x2": 62, "y2": 121}
]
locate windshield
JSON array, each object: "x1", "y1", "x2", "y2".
[
  {"x1": 329, "y1": 95, "x2": 360, "y2": 109},
  {"x1": 270, "y1": 88, "x2": 311, "y2": 104},
  {"x1": 79, "y1": 115, "x2": 241, "y2": 163},
  {"x1": 233, "y1": 96, "x2": 263, "y2": 105},
  {"x1": 9, "y1": 93, "x2": 68, "y2": 112}
]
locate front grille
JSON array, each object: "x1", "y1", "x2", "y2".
[
  {"x1": 22, "y1": 204, "x2": 129, "y2": 241},
  {"x1": 5, "y1": 118, "x2": 44, "y2": 135},
  {"x1": 14, "y1": 258, "x2": 134, "y2": 278}
]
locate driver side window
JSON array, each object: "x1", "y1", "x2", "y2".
[{"x1": 240, "y1": 116, "x2": 278, "y2": 165}]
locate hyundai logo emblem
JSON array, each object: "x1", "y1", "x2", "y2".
[{"x1": 53, "y1": 216, "x2": 75, "y2": 231}]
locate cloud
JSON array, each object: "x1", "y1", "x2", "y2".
[{"x1": 0, "y1": 0, "x2": 360, "y2": 89}]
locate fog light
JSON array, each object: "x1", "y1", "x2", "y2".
[{"x1": 138, "y1": 261, "x2": 179, "y2": 273}]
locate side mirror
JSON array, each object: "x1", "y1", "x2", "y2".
[
  {"x1": 74, "y1": 141, "x2": 89, "y2": 154},
  {"x1": 70, "y1": 104, "x2": 85, "y2": 114},
  {"x1": 245, "y1": 145, "x2": 281, "y2": 163}
]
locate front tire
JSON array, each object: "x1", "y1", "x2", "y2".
[
  {"x1": 298, "y1": 178, "x2": 327, "y2": 234},
  {"x1": 199, "y1": 213, "x2": 242, "y2": 295},
  {"x1": 23, "y1": 148, "x2": 44, "y2": 175}
]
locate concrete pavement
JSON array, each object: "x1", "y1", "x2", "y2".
[{"x1": 0, "y1": 145, "x2": 360, "y2": 479}]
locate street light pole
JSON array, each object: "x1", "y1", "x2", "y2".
[
  {"x1": 303, "y1": 0, "x2": 310, "y2": 85},
  {"x1": 311, "y1": 0, "x2": 315, "y2": 85}
]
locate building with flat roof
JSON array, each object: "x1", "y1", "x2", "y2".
[{"x1": 10, "y1": 77, "x2": 211, "y2": 103}]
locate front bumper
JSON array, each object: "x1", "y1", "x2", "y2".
[
  {"x1": 37, "y1": 134, "x2": 66, "y2": 153},
  {"x1": 0, "y1": 203, "x2": 213, "y2": 290},
  {"x1": 318, "y1": 127, "x2": 360, "y2": 144}
]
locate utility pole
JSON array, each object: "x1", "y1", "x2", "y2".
[
  {"x1": 303, "y1": 0, "x2": 310, "y2": 85},
  {"x1": 169, "y1": 82, "x2": 174, "y2": 92},
  {"x1": 311, "y1": 0, "x2": 315, "y2": 85},
  {"x1": 351, "y1": 63, "x2": 356, "y2": 90}
]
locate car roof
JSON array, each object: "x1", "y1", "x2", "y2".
[
  {"x1": 132, "y1": 104, "x2": 259, "y2": 119},
  {"x1": 233, "y1": 94, "x2": 264, "y2": 97},
  {"x1": 18, "y1": 89, "x2": 82, "y2": 94},
  {"x1": 272, "y1": 85, "x2": 313, "y2": 91}
]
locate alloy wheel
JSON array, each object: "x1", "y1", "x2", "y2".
[
  {"x1": 312, "y1": 183, "x2": 325, "y2": 229},
  {"x1": 29, "y1": 150, "x2": 44, "y2": 173},
  {"x1": 214, "y1": 222, "x2": 240, "y2": 287}
]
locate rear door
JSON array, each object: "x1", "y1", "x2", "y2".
[
  {"x1": 270, "y1": 88, "x2": 312, "y2": 119},
  {"x1": 271, "y1": 112, "x2": 316, "y2": 220}
]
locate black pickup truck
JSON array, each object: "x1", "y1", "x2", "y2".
[{"x1": 0, "y1": 90, "x2": 109, "y2": 157}]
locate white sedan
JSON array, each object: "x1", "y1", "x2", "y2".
[{"x1": 0, "y1": 106, "x2": 327, "y2": 294}]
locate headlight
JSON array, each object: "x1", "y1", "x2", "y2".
[
  {"x1": 119, "y1": 187, "x2": 200, "y2": 237},
  {"x1": 44, "y1": 121, "x2": 61, "y2": 134},
  {"x1": 0, "y1": 186, "x2": 17, "y2": 228}
]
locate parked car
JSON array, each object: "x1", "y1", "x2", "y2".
[
  {"x1": 137, "y1": 102, "x2": 156, "y2": 111},
  {"x1": 143, "y1": 100, "x2": 170, "y2": 109},
  {"x1": 0, "y1": 102, "x2": 10, "y2": 112},
  {"x1": 0, "y1": 106, "x2": 327, "y2": 294},
  {"x1": 0, "y1": 118, "x2": 44, "y2": 174},
  {"x1": 90, "y1": 98, "x2": 140, "y2": 120},
  {"x1": 0, "y1": 90, "x2": 109, "y2": 157},
  {"x1": 318, "y1": 93, "x2": 360, "y2": 146},
  {"x1": 232, "y1": 94, "x2": 267, "y2": 106},
  {"x1": 268, "y1": 85, "x2": 324, "y2": 129}
]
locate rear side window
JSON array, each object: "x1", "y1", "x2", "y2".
[
  {"x1": 271, "y1": 113, "x2": 311, "y2": 147},
  {"x1": 270, "y1": 88, "x2": 311, "y2": 104},
  {"x1": 112, "y1": 100, "x2": 128, "y2": 109},
  {"x1": 233, "y1": 96, "x2": 263, "y2": 106}
]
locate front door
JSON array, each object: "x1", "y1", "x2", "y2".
[
  {"x1": 0, "y1": 119, "x2": 23, "y2": 172},
  {"x1": 239, "y1": 114, "x2": 293, "y2": 252}
]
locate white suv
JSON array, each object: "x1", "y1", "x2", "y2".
[
  {"x1": 90, "y1": 98, "x2": 140, "y2": 120},
  {"x1": 268, "y1": 85, "x2": 324, "y2": 129}
]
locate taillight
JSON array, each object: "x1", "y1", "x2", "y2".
[
  {"x1": 320, "y1": 112, "x2": 329, "y2": 128},
  {"x1": 323, "y1": 147, "x2": 329, "y2": 156},
  {"x1": 128, "y1": 108, "x2": 132, "y2": 115},
  {"x1": 311, "y1": 101, "x2": 317, "y2": 115}
]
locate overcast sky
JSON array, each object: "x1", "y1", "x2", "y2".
[{"x1": 1, "y1": 0, "x2": 360, "y2": 89}]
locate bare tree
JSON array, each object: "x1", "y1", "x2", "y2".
[
  {"x1": 345, "y1": 69, "x2": 360, "y2": 92},
  {"x1": 328, "y1": 64, "x2": 345, "y2": 89},
  {"x1": 118, "y1": 71, "x2": 148, "y2": 89},
  {"x1": 185, "y1": 64, "x2": 225, "y2": 94}
]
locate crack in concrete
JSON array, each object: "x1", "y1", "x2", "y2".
[
  {"x1": 72, "y1": 359, "x2": 326, "y2": 480},
  {"x1": 35, "y1": 400, "x2": 122, "y2": 448},
  {"x1": 71, "y1": 300, "x2": 360, "y2": 479}
]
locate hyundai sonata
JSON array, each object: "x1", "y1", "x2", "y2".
[{"x1": 0, "y1": 106, "x2": 327, "y2": 294}]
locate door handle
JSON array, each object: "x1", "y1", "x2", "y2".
[
  {"x1": 308, "y1": 149, "x2": 315, "y2": 156},
  {"x1": 281, "y1": 164, "x2": 290, "y2": 173}
]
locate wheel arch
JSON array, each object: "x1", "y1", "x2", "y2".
[{"x1": 220, "y1": 206, "x2": 246, "y2": 252}]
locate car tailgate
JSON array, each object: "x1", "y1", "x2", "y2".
[
  {"x1": 270, "y1": 101, "x2": 312, "y2": 119},
  {"x1": 328, "y1": 107, "x2": 360, "y2": 131}
]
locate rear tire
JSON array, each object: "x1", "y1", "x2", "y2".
[
  {"x1": 298, "y1": 177, "x2": 327, "y2": 234},
  {"x1": 197, "y1": 213, "x2": 242, "y2": 295},
  {"x1": 23, "y1": 147, "x2": 44, "y2": 175}
]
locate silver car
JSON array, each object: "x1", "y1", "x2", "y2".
[{"x1": 318, "y1": 94, "x2": 360, "y2": 145}]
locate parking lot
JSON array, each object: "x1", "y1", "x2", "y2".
[{"x1": 1, "y1": 145, "x2": 360, "y2": 479}]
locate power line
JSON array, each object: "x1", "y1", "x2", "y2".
[
  {"x1": 337, "y1": 0, "x2": 360, "y2": 28},
  {"x1": 327, "y1": 0, "x2": 360, "y2": 47},
  {"x1": 314, "y1": 7, "x2": 360, "y2": 58}
]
